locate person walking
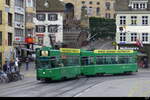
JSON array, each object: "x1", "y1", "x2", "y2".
[
  {"x1": 25, "y1": 57, "x2": 29, "y2": 71},
  {"x1": 143, "y1": 58, "x2": 148, "y2": 68}
]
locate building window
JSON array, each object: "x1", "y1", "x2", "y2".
[
  {"x1": 8, "y1": 33, "x2": 12, "y2": 46},
  {"x1": 15, "y1": 13, "x2": 24, "y2": 23},
  {"x1": 89, "y1": 1, "x2": 92, "y2": 4},
  {"x1": 131, "y1": 33, "x2": 137, "y2": 42},
  {"x1": 0, "y1": 11, "x2": 2, "y2": 24},
  {"x1": 15, "y1": 0, "x2": 24, "y2": 8},
  {"x1": 36, "y1": 25, "x2": 46, "y2": 33},
  {"x1": 96, "y1": 7, "x2": 100, "y2": 16},
  {"x1": 105, "y1": 13, "x2": 111, "y2": 19},
  {"x1": 132, "y1": 2, "x2": 147, "y2": 9},
  {"x1": 114, "y1": 13, "x2": 116, "y2": 19},
  {"x1": 38, "y1": 37, "x2": 44, "y2": 45},
  {"x1": 142, "y1": 33, "x2": 148, "y2": 42},
  {"x1": 120, "y1": 16, "x2": 126, "y2": 25},
  {"x1": 120, "y1": 33, "x2": 126, "y2": 42},
  {"x1": 48, "y1": 25, "x2": 58, "y2": 33},
  {"x1": 105, "y1": 2, "x2": 111, "y2": 10},
  {"x1": 142, "y1": 16, "x2": 148, "y2": 25},
  {"x1": 15, "y1": 28, "x2": 24, "y2": 37},
  {"x1": 48, "y1": 14, "x2": 58, "y2": 21},
  {"x1": 0, "y1": 32, "x2": 2, "y2": 46},
  {"x1": 131, "y1": 16, "x2": 137, "y2": 25},
  {"x1": 8, "y1": 13, "x2": 13, "y2": 26},
  {"x1": 27, "y1": 0, "x2": 33, "y2": 7},
  {"x1": 6, "y1": 0, "x2": 10, "y2": 6},
  {"x1": 87, "y1": 7, "x2": 93, "y2": 16},
  {"x1": 36, "y1": 14, "x2": 46, "y2": 21},
  {"x1": 82, "y1": 1, "x2": 85, "y2": 4}
]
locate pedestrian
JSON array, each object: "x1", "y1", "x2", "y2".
[
  {"x1": 143, "y1": 58, "x2": 148, "y2": 68},
  {"x1": 25, "y1": 57, "x2": 29, "y2": 71},
  {"x1": 3, "y1": 61, "x2": 8, "y2": 73}
]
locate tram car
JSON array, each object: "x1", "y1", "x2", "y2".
[
  {"x1": 81, "y1": 50, "x2": 138, "y2": 76},
  {"x1": 36, "y1": 47, "x2": 81, "y2": 81}
]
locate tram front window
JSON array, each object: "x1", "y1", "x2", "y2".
[{"x1": 39, "y1": 60, "x2": 51, "y2": 68}]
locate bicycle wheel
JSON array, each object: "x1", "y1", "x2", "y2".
[
  {"x1": 19, "y1": 74, "x2": 24, "y2": 80},
  {"x1": 0, "y1": 77, "x2": 3, "y2": 83}
]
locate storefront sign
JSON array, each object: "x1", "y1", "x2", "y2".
[
  {"x1": 36, "y1": 34, "x2": 44, "y2": 37},
  {"x1": 94, "y1": 50, "x2": 134, "y2": 53},
  {"x1": 60, "y1": 48, "x2": 80, "y2": 53},
  {"x1": 120, "y1": 47, "x2": 139, "y2": 50}
]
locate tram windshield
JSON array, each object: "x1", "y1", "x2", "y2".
[
  {"x1": 61, "y1": 55, "x2": 80, "y2": 66},
  {"x1": 36, "y1": 56, "x2": 61, "y2": 68}
]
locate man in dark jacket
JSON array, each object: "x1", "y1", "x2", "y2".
[{"x1": 3, "y1": 61, "x2": 8, "y2": 73}]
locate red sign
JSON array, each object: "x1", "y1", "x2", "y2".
[
  {"x1": 25, "y1": 37, "x2": 34, "y2": 44},
  {"x1": 36, "y1": 34, "x2": 44, "y2": 37}
]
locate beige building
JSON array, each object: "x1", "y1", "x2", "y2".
[
  {"x1": 0, "y1": 0, "x2": 15, "y2": 67},
  {"x1": 62, "y1": 0, "x2": 116, "y2": 20}
]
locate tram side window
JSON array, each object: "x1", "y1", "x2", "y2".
[
  {"x1": 96, "y1": 56, "x2": 105, "y2": 64},
  {"x1": 96, "y1": 56, "x2": 118, "y2": 65},
  {"x1": 118, "y1": 56, "x2": 131, "y2": 64},
  {"x1": 81, "y1": 56, "x2": 94, "y2": 65},
  {"x1": 61, "y1": 55, "x2": 80, "y2": 66},
  {"x1": 50, "y1": 57, "x2": 60, "y2": 68}
]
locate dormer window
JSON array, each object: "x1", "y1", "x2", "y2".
[{"x1": 129, "y1": 0, "x2": 148, "y2": 10}]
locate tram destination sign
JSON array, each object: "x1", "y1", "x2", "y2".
[
  {"x1": 94, "y1": 50, "x2": 134, "y2": 53},
  {"x1": 60, "y1": 48, "x2": 80, "y2": 53}
]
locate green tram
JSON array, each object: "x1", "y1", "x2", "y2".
[
  {"x1": 81, "y1": 50, "x2": 138, "y2": 76},
  {"x1": 36, "y1": 47, "x2": 81, "y2": 81},
  {"x1": 35, "y1": 47, "x2": 138, "y2": 82}
]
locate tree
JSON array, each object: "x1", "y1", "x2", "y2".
[{"x1": 89, "y1": 17, "x2": 116, "y2": 40}]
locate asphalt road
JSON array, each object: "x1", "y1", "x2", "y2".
[{"x1": 0, "y1": 70, "x2": 150, "y2": 97}]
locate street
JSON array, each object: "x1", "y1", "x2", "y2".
[{"x1": 0, "y1": 62, "x2": 150, "y2": 97}]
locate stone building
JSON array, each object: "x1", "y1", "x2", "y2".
[
  {"x1": 34, "y1": 0, "x2": 64, "y2": 49},
  {"x1": 0, "y1": 0, "x2": 15, "y2": 67},
  {"x1": 62, "y1": 0, "x2": 116, "y2": 20},
  {"x1": 115, "y1": 0, "x2": 150, "y2": 66}
]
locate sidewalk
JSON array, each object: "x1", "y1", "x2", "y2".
[{"x1": 20, "y1": 62, "x2": 36, "y2": 78}]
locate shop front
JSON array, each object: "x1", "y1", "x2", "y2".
[{"x1": 118, "y1": 44, "x2": 150, "y2": 68}]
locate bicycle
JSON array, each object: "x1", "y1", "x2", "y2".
[{"x1": 0, "y1": 73, "x2": 9, "y2": 83}]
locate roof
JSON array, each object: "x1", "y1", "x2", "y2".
[
  {"x1": 36, "y1": 0, "x2": 65, "y2": 12},
  {"x1": 115, "y1": 0, "x2": 150, "y2": 11}
]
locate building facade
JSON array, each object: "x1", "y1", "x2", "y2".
[
  {"x1": 62, "y1": 0, "x2": 116, "y2": 20},
  {"x1": 0, "y1": 0, "x2": 15, "y2": 67},
  {"x1": 34, "y1": 0, "x2": 64, "y2": 48},
  {"x1": 115, "y1": 0, "x2": 150, "y2": 64},
  {"x1": 14, "y1": 0, "x2": 25, "y2": 57}
]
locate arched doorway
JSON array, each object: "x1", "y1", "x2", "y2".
[{"x1": 65, "y1": 3, "x2": 74, "y2": 20}]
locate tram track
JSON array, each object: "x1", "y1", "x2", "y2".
[
  {"x1": 0, "y1": 71, "x2": 150, "y2": 97},
  {"x1": 36, "y1": 77, "x2": 88, "y2": 97}
]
